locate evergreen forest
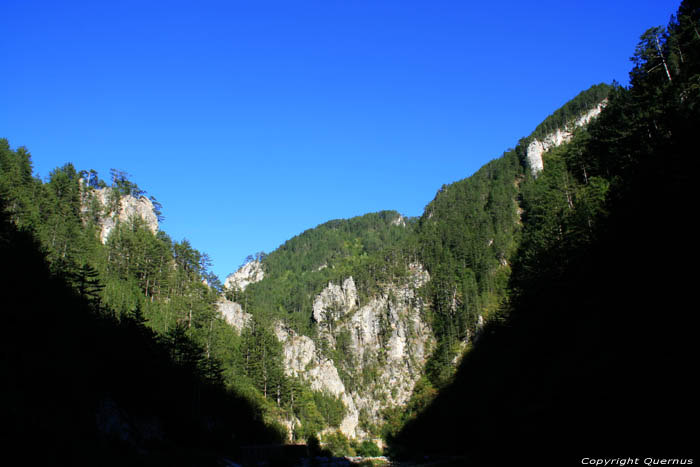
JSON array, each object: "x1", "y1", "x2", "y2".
[
  {"x1": 2, "y1": 1, "x2": 698, "y2": 464},
  {"x1": 391, "y1": 2, "x2": 699, "y2": 464}
]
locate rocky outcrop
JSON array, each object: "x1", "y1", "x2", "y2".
[
  {"x1": 81, "y1": 186, "x2": 159, "y2": 243},
  {"x1": 391, "y1": 215, "x2": 406, "y2": 227},
  {"x1": 526, "y1": 101, "x2": 606, "y2": 176},
  {"x1": 218, "y1": 260, "x2": 434, "y2": 440},
  {"x1": 218, "y1": 299, "x2": 252, "y2": 333},
  {"x1": 218, "y1": 262, "x2": 264, "y2": 328},
  {"x1": 224, "y1": 260, "x2": 265, "y2": 292},
  {"x1": 276, "y1": 263, "x2": 434, "y2": 439},
  {"x1": 274, "y1": 323, "x2": 360, "y2": 437},
  {"x1": 312, "y1": 277, "x2": 358, "y2": 323}
]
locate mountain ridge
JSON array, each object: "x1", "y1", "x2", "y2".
[
  {"x1": 213, "y1": 83, "x2": 612, "y2": 444},
  {"x1": 6, "y1": 5, "x2": 696, "y2": 455}
]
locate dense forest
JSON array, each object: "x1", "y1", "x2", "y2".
[
  {"x1": 0, "y1": 189, "x2": 284, "y2": 465},
  {"x1": 391, "y1": 1, "x2": 698, "y2": 464},
  {"x1": 218, "y1": 78, "x2": 616, "y2": 449},
  {"x1": 0, "y1": 140, "x2": 374, "y2": 453},
  {"x1": 2, "y1": 0, "x2": 697, "y2": 464},
  {"x1": 233, "y1": 210, "x2": 417, "y2": 336}
]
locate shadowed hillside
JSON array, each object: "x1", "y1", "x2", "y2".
[
  {"x1": 0, "y1": 203, "x2": 283, "y2": 465},
  {"x1": 3, "y1": 2, "x2": 698, "y2": 464},
  {"x1": 390, "y1": 2, "x2": 699, "y2": 464}
]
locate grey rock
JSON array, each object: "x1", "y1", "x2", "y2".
[{"x1": 526, "y1": 101, "x2": 606, "y2": 176}]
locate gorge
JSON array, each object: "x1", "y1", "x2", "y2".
[{"x1": 1, "y1": 2, "x2": 698, "y2": 464}]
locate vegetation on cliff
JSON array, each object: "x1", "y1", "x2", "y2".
[
  {"x1": 391, "y1": 1, "x2": 698, "y2": 462},
  {"x1": 0, "y1": 198, "x2": 283, "y2": 465},
  {"x1": 3, "y1": 1, "x2": 695, "y2": 461}
]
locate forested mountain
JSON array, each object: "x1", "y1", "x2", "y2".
[
  {"x1": 213, "y1": 82, "x2": 614, "y2": 449},
  {"x1": 0, "y1": 190, "x2": 283, "y2": 465},
  {"x1": 220, "y1": 211, "x2": 429, "y2": 446},
  {"x1": 391, "y1": 1, "x2": 699, "y2": 463},
  {"x1": 230, "y1": 210, "x2": 416, "y2": 335},
  {"x1": 0, "y1": 141, "x2": 420, "y2": 457},
  {"x1": 2, "y1": 0, "x2": 697, "y2": 464},
  {"x1": 0, "y1": 77, "x2": 617, "y2": 462}
]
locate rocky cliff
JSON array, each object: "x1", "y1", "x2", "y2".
[
  {"x1": 224, "y1": 259, "x2": 265, "y2": 292},
  {"x1": 220, "y1": 262, "x2": 434, "y2": 440},
  {"x1": 213, "y1": 90, "x2": 611, "y2": 444},
  {"x1": 311, "y1": 264, "x2": 432, "y2": 439},
  {"x1": 81, "y1": 185, "x2": 159, "y2": 243},
  {"x1": 526, "y1": 101, "x2": 606, "y2": 176},
  {"x1": 218, "y1": 298, "x2": 252, "y2": 332}
]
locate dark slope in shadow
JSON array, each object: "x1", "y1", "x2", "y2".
[
  {"x1": 390, "y1": 3, "x2": 699, "y2": 463},
  {"x1": 0, "y1": 205, "x2": 284, "y2": 466},
  {"x1": 393, "y1": 189, "x2": 696, "y2": 465}
]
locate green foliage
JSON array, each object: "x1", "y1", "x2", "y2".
[
  {"x1": 322, "y1": 430, "x2": 353, "y2": 457},
  {"x1": 3, "y1": 139, "x2": 392, "y2": 439},
  {"x1": 355, "y1": 439, "x2": 383, "y2": 457},
  {"x1": 0, "y1": 141, "x2": 289, "y2": 446},
  {"x1": 313, "y1": 389, "x2": 346, "y2": 428},
  {"x1": 391, "y1": 1, "x2": 699, "y2": 462},
  {"x1": 528, "y1": 83, "x2": 612, "y2": 143},
  {"x1": 5, "y1": 2, "x2": 682, "y2": 454},
  {"x1": 239, "y1": 211, "x2": 416, "y2": 334},
  {"x1": 109, "y1": 168, "x2": 144, "y2": 198},
  {"x1": 381, "y1": 376, "x2": 437, "y2": 440},
  {"x1": 293, "y1": 388, "x2": 326, "y2": 440},
  {"x1": 237, "y1": 315, "x2": 288, "y2": 404},
  {"x1": 416, "y1": 150, "x2": 523, "y2": 386},
  {"x1": 407, "y1": 79, "x2": 613, "y2": 393},
  {"x1": 0, "y1": 201, "x2": 283, "y2": 464}
]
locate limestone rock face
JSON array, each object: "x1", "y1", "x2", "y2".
[
  {"x1": 312, "y1": 277, "x2": 358, "y2": 324},
  {"x1": 391, "y1": 214, "x2": 406, "y2": 227},
  {"x1": 275, "y1": 322, "x2": 360, "y2": 437},
  {"x1": 217, "y1": 299, "x2": 252, "y2": 333},
  {"x1": 224, "y1": 260, "x2": 265, "y2": 292},
  {"x1": 526, "y1": 101, "x2": 606, "y2": 176},
  {"x1": 276, "y1": 263, "x2": 434, "y2": 439},
  {"x1": 82, "y1": 186, "x2": 159, "y2": 243}
]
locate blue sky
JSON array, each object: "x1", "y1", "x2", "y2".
[{"x1": 1, "y1": 0, "x2": 680, "y2": 280}]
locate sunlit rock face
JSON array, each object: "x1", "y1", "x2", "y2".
[
  {"x1": 274, "y1": 322, "x2": 360, "y2": 437},
  {"x1": 391, "y1": 214, "x2": 406, "y2": 227},
  {"x1": 218, "y1": 260, "x2": 263, "y2": 334},
  {"x1": 224, "y1": 260, "x2": 265, "y2": 292},
  {"x1": 81, "y1": 186, "x2": 159, "y2": 243},
  {"x1": 217, "y1": 298, "x2": 252, "y2": 333},
  {"x1": 218, "y1": 254, "x2": 434, "y2": 440},
  {"x1": 275, "y1": 263, "x2": 434, "y2": 439},
  {"x1": 312, "y1": 277, "x2": 359, "y2": 324},
  {"x1": 526, "y1": 101, "x2": 606, "y2": 176}
]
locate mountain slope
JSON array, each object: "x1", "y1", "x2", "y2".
[
  {"x1": 390, "y1": 2, "x2": 698, "y2": 462},
  {"x1": 4, "y1": 2, "x2": 692, "y2": 459},
  {"x1": 0, "y1": 202, "x2": 283, "y2": 466},
  {"x1": 217, "y1": 83, "x2": 612, "y2": 448},
  {"x1": 219, "y1": 211, "x2": 426, "y2": 443},
  {"x1": 231, "y1": 210, "x2": 416, "y2": 332},
  {"x1": 1, "y1": 78, "x2": 614, "y2": 457}
]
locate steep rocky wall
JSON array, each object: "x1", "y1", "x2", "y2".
[
  {"x1": 526, "y1": 101, "x2": 606, "y2": 176},
  {"x1": 218, "y1": 298, "x2": 252, "y2": 332},
  {"x1": 274, "y1": 323, "x2": 360, "y2": 437},
  {"x1": 224, "y1": 260, "x2": 265, "y2": 291},
  {"x1": 276, "y1": 263, "x2": 434, "y2": 439},
  {"x1": 81, "y1": 186, "x2": 159, "y2": 243}
]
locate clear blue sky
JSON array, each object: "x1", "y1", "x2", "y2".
[{"x1": 1, "y1": 0, "x2": 680, "y2": 280}]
